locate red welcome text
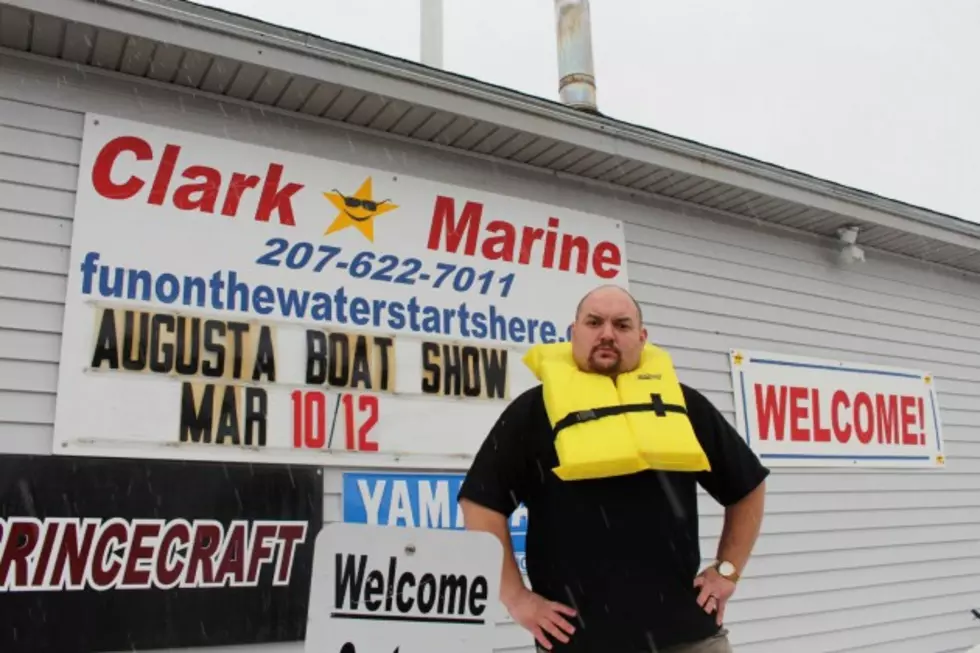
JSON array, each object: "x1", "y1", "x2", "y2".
[
  {"x1": 426, "y1": 195, "x2": 622, "y2": 279},
  {"x1": 754, "y1": 384, "x2": 926, "y2": 446},
  {"x1": 0, "y1": 517, "x2": 308, "y2": 592},
  {"x1": 90, "y1": 135, "x2": 304, "y2": 226}
]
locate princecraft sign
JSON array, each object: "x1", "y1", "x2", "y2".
[
  {"x1": 0, "y1": 517, "x2": 306, "y2": 592},
  {"x1": 53, "y1": 113, "x2": 629, "y2": 467},
  {"x1": 0, "y1": 454, "x2": 322, "y2": 653}
]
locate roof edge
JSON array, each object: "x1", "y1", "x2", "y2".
[
  {"x1": 15, "y1": 0, "x2": 980, "y2": 246},
  {"x1": 114, "y1": 0, "x2": 980, "y2": 238}
]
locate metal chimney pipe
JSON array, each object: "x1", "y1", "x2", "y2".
[
  {"x1": 420, "y1": 0, "x2": 444, "y2": 68},
  {"x1": 554, "y1": 0, "x2": 598, "y2": 113}
]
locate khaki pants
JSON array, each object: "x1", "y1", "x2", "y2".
[
  {"x1": 661, "y1": 629, "x2": 733, "y2": 653},
  {"x1": 535, "y1": 628, "x2": 733, "y2": 653}
]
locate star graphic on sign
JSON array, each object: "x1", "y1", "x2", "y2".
[
  {"x1": 323, "y1": 177, "x2": 398, "y2": 243},
  {"x1": 732, "y1": 352, "x2": 744, "y2": 366}
]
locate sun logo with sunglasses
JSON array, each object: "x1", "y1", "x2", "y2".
[{"x1": 322, "y1": 176, "x2": 399, "y2": 242}]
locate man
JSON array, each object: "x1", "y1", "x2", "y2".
[{"x1": 457, "y1": 284, "x2": 768, "y2": 653}]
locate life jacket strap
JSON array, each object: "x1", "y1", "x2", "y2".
[{"x1": 553, "y1": 393, "x2": 688, "y2": 435}]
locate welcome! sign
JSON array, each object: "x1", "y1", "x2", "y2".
[{"x1": 729, "y1": 349, "x2": 946, "y2": 468}]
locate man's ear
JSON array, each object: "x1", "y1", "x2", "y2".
[{"x1": 640, "y1": 326, "x2": 648, "y2": 342}]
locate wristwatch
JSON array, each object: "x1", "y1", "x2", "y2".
[{"x1": 712, "y1": 560, "x2": 740, "y2": 583}]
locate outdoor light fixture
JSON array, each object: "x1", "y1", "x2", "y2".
[{"x1": 836, "y1": 225, "x2": 866, "y2": 265}]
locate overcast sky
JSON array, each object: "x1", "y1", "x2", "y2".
[{"x1": 191, "y1": 0, "x2": 979, "y2": 224}]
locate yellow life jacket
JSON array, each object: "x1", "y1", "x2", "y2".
[{"x1": 522, "y1": 341, "x2": 711, "y2": 481}]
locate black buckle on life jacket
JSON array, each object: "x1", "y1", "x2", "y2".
[{"x1": 553, "y1": 393, "x2": 687, "y2": 435}]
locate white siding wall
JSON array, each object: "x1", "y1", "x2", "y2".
[{"x1": 1, "y1": 53, "x2": 978, "y2": 653}]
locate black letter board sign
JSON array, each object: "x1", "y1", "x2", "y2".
[{"x1": 0, "y1": 454, "x2": 323, "y2": 653}]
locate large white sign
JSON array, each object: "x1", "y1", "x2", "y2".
[
  {"x1": 52, "y1": 114, "x2": 629, "y2": 467},
  {"x1": 729, "y1": 349, "x2": 946, "y2": 468},
  {"x1": 304, "y1": 523, "x2": 502, "y2": 653}
]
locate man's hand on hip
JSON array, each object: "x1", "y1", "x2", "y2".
[
  {"x1": 505, "y1": 587, "x2": 577, "y2": 650},
  {"x1": 694, "y1": 567, "x2": 736, "y2": 626}
]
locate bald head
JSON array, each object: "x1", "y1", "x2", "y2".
[
  {"x1": 574, "y1": 284, "x2": 643, "y2": 325},
  {"x1": 570, "y1": 284, "x2": 647, "y2": 376}
]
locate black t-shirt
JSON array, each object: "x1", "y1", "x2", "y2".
[{"x1": 457, "y1": 383, "x2": 770, "y2": 653}]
